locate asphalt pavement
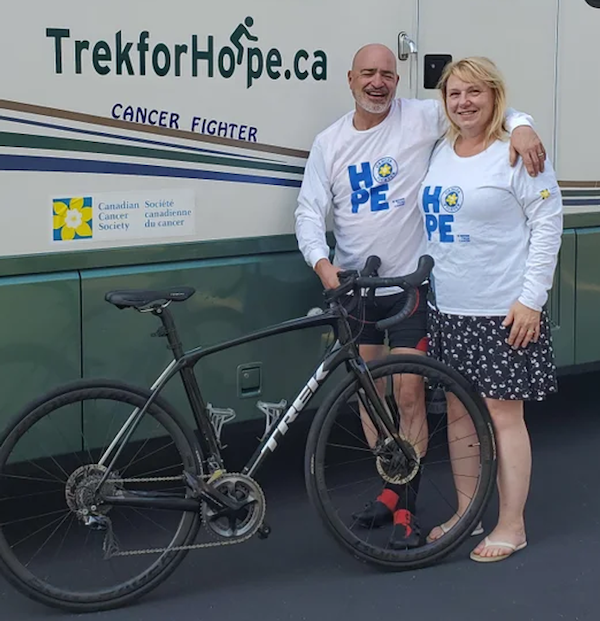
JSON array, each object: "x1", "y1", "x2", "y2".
[{"x1": 2, "y1": 370, "x2": 599, "y2": 621}]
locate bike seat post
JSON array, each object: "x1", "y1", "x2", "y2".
[{"x1": 154, "y1": 306, "x2": 185, "y2": 360}]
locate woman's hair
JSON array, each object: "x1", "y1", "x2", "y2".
[{"x1": 437, "y1": 56, "x2": 508, "y2": 145}]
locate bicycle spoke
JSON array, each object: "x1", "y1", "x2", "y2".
[
  {"x1": 10, "y1": 512, "x2": 70, "y2": 552},
  {"x1": 2, "y1": 507, "x2": 70, "y2": 528},
  {"x1": 0, "y1": 487, "x2": 64, "y2": 503},
  {"x1": 124, "y1": 439, "x2": 178, "y2": 474},
  {"x1": 325, "y1": 442, "x2": 374, "y2": 454}
]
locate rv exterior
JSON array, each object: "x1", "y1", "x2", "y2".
[{"x1": 0, "y1": 0, "x2": 599, "y2": 431}]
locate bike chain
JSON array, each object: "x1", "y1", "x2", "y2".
[{"x1": 103, "y1": 473, "x2": 263, "y2": 557}]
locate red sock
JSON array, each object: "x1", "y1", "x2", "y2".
[
  {"x1": 394, "y1": 509, "x2": 413, "y2": 537},
  {"x1": 394, "y1": 509, "x2": 412, "y2": 525},
  {"x1": 377, "y1": 489, "x2": 399, "y2": 512}
]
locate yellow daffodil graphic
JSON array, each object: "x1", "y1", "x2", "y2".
[
  {"x1": 540, "y1": 189, "x2": 551, "y2": 200},
  {"x1": 378, "y1": 163, "x2": 392, "y2": 178},
  {"x1": 53, "y1": 197, "x2": 93, "y2": 241},
  {"x1": 445, "y1": 192, "x2": 458, "y2": 207}
]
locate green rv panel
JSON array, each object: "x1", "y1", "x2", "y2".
[
  {"x1": 547, "y1": 230, "x2": 576, "y2": 368},
  {"x1": 0, "y1": 272, "x2": 82, "y2": 461},
  {"x1": 80, "y1": 251, "x2": 331, "y2": 447},
  {"x1": 575, "y1": 227, "x2": 600, "y2": 365}
]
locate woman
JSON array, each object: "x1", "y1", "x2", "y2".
[{"x1": 420, "y1": 57, "x2": 563, "y2": 562}]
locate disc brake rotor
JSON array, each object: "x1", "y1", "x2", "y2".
[
  {"x1": 375, "y1": 436, "x2": 420, "y2": 485},
  {"x1": 65, "y1": 464, "x2": 121, "y2": 517}
]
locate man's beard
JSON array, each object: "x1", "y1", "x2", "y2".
[{"x1": 353, "y1": 90, "x2": 393, "y2": 114}]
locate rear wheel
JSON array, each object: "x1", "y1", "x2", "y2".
[
  {"x1": 305, "y1": 354, "x2": 496, "y2": 570},
  {"x1": 0, "y1": 380, "x2": 203, "y2": 612}
]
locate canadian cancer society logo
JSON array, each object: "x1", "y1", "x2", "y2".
[
  {"x1": 53, "y1": 197, "x2": 93, "y2": 241},
  {"x1": 441, "y1": 187, "x2": 464, "y2": 213},
  {"x1": 373, "y1": 157, "x2": 398, "y2": 184}
]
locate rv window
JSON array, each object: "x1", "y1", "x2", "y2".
[{"x1": 585, "y1": 0, "x2": 600, "y2": 7}]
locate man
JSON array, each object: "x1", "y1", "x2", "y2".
[{"x1": 294, "y1": 43, "x2": 546, "y2": 548}]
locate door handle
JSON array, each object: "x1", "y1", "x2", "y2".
[
  {"x1": 397, "y1": 32, "x2": 418, "y2": 91},
  {"x1": 398, "y1": 32, "x2": 417, "y2": 61}
]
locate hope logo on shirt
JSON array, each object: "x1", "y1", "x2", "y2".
[
  {"x1": 347, "y1": 157, "x2": 398, "y2": 214},
  {"x1": 421, "y1": 185, "x2": 465, "y2": 243}
]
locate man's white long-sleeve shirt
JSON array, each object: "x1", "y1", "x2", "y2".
[{"x1": 294, "y1": 98, "x2": 532, "y2": 290}]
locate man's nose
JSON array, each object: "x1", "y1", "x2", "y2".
[{"x1": 371, "y1": 72, "x2": 385, "y2": 87}]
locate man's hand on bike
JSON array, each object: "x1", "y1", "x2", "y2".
[
  {"x1": 502, "y1": 300, "x2": 541, "y2": 349},
  {"x1": 314, "y1": 258, "x2": 342, "y2": 290}
]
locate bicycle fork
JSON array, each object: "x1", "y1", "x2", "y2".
[{"x1": 349, "y1": 357, "x2": 417, "y2": 464}]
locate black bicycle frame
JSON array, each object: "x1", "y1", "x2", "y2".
[{"x1": 100, "y1": 301, "x2": 410, "y2": 512}]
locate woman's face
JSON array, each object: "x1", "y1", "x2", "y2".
[{"x1": 445, "y1": 74, "x2": 495, "y2": 136}]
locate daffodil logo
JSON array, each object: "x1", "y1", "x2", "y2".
[
  {"x1": 373, "y1": 157, "x2": 398, "y2": 184},
  {"x1": 53, "y1": 197, "x2": 93, "y2": 241},
  {"x1": 441, "y1": 186, "x2": 464, "y2": 214},
  {"x1": 540, "y1": 189, "x2": 551, "y2": 200}
]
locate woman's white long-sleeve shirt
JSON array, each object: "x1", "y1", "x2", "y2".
[{"x1": 420, "y1": 138, "x2": 563, "y2": 315}]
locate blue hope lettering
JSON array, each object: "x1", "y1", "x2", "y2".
[
  {"x1": 348, "y1": 162, "x2": 373, "y2": 191},
  {"x1": 425, "y1": 214, "x2": 455, "y2": 242},
  {"x1": 439, "y1": 214, "x2": 454, "y2": 242},
  {"x1": 370, "y1": 184, "x2": 389, "y2": 211},
  {"x1": 422, "y1": 186, "x2": 442, "y2": 213},
  {"x1": 425, "y1": 214, "x2": 438, "y2": 240},
  {"x1": 351, "y1": 185, "x2": 390, "y2": 213},
  {"x1": 348, "y1": 163, "x2": 390, "y2": 213},
  {"x1": 351, "y1": 189, "x2": 370, "y2": 213}
]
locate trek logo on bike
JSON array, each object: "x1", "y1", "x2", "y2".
[
  {"x1": 421, "y1": 185, "x2": 466, "y2": 243},
  {"x1": 348, "y1": 157, "x2": 399, "y2": 213}
]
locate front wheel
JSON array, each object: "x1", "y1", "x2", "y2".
[
  {"x1": 305, "y1": 354, "x2": 496, "y2": 570},
  {"x1": 0, "y1": 379, "x2": 203, "y2": 612}
]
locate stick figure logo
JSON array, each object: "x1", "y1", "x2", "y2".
[{"x1": 230, "y1": 17, "x2": 259, "y2": 65}]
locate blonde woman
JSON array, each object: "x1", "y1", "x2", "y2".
[{"x1": 420, "y1": 57, "x2": 563, "y2": 561}]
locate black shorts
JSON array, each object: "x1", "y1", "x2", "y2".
[{"x1": 342, "y1": 285, "x2": 428, "y2": 351}]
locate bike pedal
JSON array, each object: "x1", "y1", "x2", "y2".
[{"x1": 257, "y1": 522, "x2": 272, "y2": 540}]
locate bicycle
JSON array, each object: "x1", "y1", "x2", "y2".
[{"x1": 0, "y1": 254, "x2": 496, "y2": 612}]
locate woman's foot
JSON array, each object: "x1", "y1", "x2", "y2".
[
  {"x1": 426, "y1": 515, "x2": 483, "y2": 543},
  {"x1": 470, "y1": 526, "x2": 527, "y2": 562}
]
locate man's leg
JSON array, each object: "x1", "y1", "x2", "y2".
[
  {"x1": 353, "y1": 290, "x2": 429, "y2": 548},
  {"x1": 356, "y1": 343, "x2": 388, "y2": 448},
  {"x1": 389, "y1": 346, "x2": 428, "y2": 459}
]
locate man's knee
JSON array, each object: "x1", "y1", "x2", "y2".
[
  {"x1": 396, "y1": 376, "x2": 425, "y2": 415},
  {"x1": 359, "y1": 344, "x2": 387, "y2": 363}
]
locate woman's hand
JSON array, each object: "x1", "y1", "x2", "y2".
[{"x1": 502, "y1": 301, "x2": 541, "y2": 349}]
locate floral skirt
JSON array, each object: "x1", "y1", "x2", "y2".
[{"x1": 427, "y1": 308, "x2": 558, "y2": 401}]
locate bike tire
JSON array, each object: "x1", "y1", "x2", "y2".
[
  {"x1": 0, "y1": 379, "x2": 203, "y2": 613},
  {"x1": 305, "y1": 354, "x2": 497, "y2": 571}
]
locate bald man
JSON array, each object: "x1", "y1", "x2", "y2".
[{"x1": 294, "y1": 44, "x2": 545, "y2": 549}]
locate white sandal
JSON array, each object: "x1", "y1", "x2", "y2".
[
  {"x1": 470, "y1": 537, "x2": 528, "y2": 563},
  {"x1": 427, "y1": 520, "x2": 484, "y2": 543}
]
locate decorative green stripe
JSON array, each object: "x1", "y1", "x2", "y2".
[
  {"x1": 0, "y1": 133, "x2": 305, "y2": 176},
  {"x1": 562, "y1": 189, "x2": 600, "y2": 197},
  {"x1": 0, "y1": 234, "x2": 337, "y2": 279}
]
